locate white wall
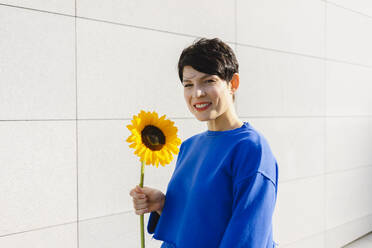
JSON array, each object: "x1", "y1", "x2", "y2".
[{"x1": 0, "y1": 0, "x2": 371, "y2": 247}]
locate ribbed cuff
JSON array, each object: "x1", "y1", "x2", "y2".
[{"x1": 147, "y1": 211, "x2": 160, "y2": 234}]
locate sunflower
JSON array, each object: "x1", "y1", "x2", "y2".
[{"x1": 126, "y1": 110, "x2": 181, "y2": 168}]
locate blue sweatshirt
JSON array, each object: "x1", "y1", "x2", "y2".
[{"x1": 147, "y1": 121, "x2": 279, "y2": 248}]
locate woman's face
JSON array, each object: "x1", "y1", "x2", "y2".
[{"x1": 182, "y1": 65, "x2": 234, "y2": 122}]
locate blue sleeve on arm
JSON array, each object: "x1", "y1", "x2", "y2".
[
  {"x1": 146, "y1": 143, "x2": 185, "y2": 236},
  {"x1": 219, "y1": 172, "x2": 276, "y2": 248},
  {"x1": 231, "y1": 139, "x2": 263, "y2": 183},
  {"x1": 147, "y1": 211, "x2": 160, "y2": 234}
]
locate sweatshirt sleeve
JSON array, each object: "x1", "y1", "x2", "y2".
[
  {"x1": 218, "y1": 172, "x2": 276, "y2": 248},
  {"x1": 147, "y1": 142, "x2": 186, "y2": 235},
  {"x1": 147, "y1": 211, "x2": 160, "y2": 234}
]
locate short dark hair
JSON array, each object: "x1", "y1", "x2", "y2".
[{"x1": 177, "y1": 37, "x2": 239, "y2": 87}]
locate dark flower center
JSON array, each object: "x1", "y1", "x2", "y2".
[{"x1": 141, "y1": 125, "x2": 166, "y2": 151}]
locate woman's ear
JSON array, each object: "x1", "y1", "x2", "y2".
[{"x1": 229, "y1": 73, "x2": 240, "y2": 94}]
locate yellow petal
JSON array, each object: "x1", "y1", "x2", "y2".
[
  {"x1": 126, "y1": 134, "x2": 137, "y2": 143},
  {"x1": 136, "y1": 145, "x2": 146, "y2": 157},
  {"x1": 154, "y1": 153, "x2": 160, "y2": 167},
  {"x1": 149, "y1": 150, "x2": 155, "y2": 165},
  {"x1": 167, "y1": 143, "x2": 179, "y2": 154},
  {"x1": 144, "y1": 149, "x2": 151, "y2": 165},
  {"x1": 166, "y1": 149, "x2": 174, "y2": 161},
  {"x1": 174, "y1": 137, "x2": 182, "y2": 145},
  {"x1": 161, "y1": 149, "x2": 171, "y2": 164},
  {"x1": 152, "y1": 152, "x2": 158, "y2": 167}
]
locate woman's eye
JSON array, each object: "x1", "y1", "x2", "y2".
[
  {"x1": 206, "y1": 79, "x2": 215, "y2": 83},
  {"x1": 184, "y1": 84, "x2": 192, "y2": 87}
]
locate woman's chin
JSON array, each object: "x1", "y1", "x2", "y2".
[{"x1": 194, "y1": 114, "x2": 212, "y2": 122}]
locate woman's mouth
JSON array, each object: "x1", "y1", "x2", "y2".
[{"x1": 193, "y1": 102, "x2": 212, "y2": 112}]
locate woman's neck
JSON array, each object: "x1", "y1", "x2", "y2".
[{"x1": 207, "y1": 108, "x2": 243, "y2": 131}]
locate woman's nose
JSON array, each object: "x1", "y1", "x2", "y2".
[{"x1": 193, "y1": 88, "x2": 206, "y2": 98}]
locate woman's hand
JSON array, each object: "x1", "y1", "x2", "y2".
[{"x1": 129, "y1": 185, "x2": 165, "y2": 215}]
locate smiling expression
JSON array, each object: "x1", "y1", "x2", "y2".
[{"x1": 182, "y1": 66, "x2": 234, "y2": 122}]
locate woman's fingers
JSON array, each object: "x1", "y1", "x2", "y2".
[
  {"x1": 132, "y1": 192, "x2": 147, "y2": 200},
  {"x1": 133, "y1": 196, "x2": 147, "y2": 204},
  {"x1": 130, "y1": 188, "x2": 147, "y2": 199},
  {"x1": 135, "y1": 207, "x2": 148, "y2": 215},
  {"x1": 135, "y1": 185, "x2": 144, "y2": 193},
  {"x1": 134, "y1": 201, "x2": 148, "y2": 210},
  {"x1": 136, "y1": 193, "x2": 146, "y2": 199},
  {"x1": 129, "y1": 186, "x2": 150, "y2": 215}
]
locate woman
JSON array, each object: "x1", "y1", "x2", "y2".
[{"x1": 129, "y1": 38, "x2": 279, "y2": 248}]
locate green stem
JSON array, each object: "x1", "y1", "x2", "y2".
[{"x1": 139, "y1": 160, "x2": 145, "y2": 248}]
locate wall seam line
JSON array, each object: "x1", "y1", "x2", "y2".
[{"x1": 74, "y1": 0, "x2": 79, "y2": 247}]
